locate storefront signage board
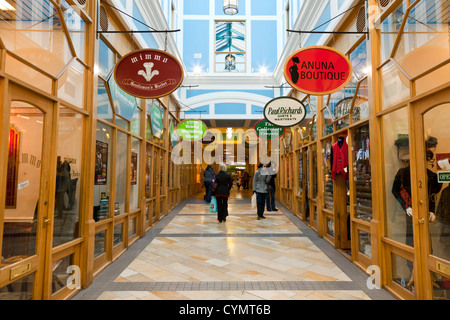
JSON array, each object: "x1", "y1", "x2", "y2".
[
  {"x1": 263, "y1": 96, "x2": 307, "y2": 127},
  {"x1": 438, "y1": 172, "x2": 450, "y2": 183},
  {"x1": 176, "y1": 119, "x2": 207, "y2": 141},
  {"x1": 284, "y1": 46, "x2": 353, "y2": 95},
  {"x1": 114, "y1": 49, "x2": 184, "y2": 99},
  {"x1": 254, "y1": 119, "x2": 285, "y2": 141}
]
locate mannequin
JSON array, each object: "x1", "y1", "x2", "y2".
[{"x1": 391, "y1": 136, "x2": 442, "y2": 288}]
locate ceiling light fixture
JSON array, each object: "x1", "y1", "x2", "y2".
[{"x1": 223, "y1": 0, "x2": 238, "y2": 15}]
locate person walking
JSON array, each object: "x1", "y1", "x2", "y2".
[
  {"x1": 215, "y1": 163, "x2": 233, "y2": 222},
  {"x1": 253, "y1": 163, "x2": 271, "y2": 220},
  {"x1": 265, "y1": 161, "x2": 278, "y2": 212},
  {"x1": 242, "y1": 171, "x2": 250, "y2": 189},
  {"x1": 203, "y1": 164, "x2": 215, "y2": 202}
]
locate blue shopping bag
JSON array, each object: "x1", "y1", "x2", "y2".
[{"x1": 209, "y1": 196, "x2": 218, "y2": 213}]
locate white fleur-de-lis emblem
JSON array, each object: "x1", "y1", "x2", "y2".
[{"x1": 138, "y1": 62, "x2": 159, "y2": 82}]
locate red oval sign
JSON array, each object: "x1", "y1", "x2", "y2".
[
  {"x1": 284, "y1": 46, "x2": 353, "y2": 95},
  {"x1": 114, "y1": 49, "x2": 184, "y2": 99}
]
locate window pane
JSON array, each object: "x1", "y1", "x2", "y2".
[
  {"x1": 58, "y1": 60, "x2": 86, "y2": 109},
  {"x1": 391, "y1": 253, "x2": 414, "y2": 293},
  {"x1": 51, "y1": 254, "x2": 75, "y2": 294},
  {"x1": 61, "y1": 0, "x2": 86, "y2": 62},
  {"x1": 113, "y1": 224, "x2": 123, "y2": 246},
  {"x1": 353, "y1": 124, "x2": 372, "y2": 222},
  {"x1": 130, "y1": 138, "x2": 140, "y2": 210},
  {"x1": 98, "y1": 39, "x2": 115, "y2": 78},
  {"x1": 53, "y1": 107, "x2": 83, "y2": 247},
  {"x1": 381, "y1": 61, "x2": 410, "y2": 109},
  {"x1": 358, "y1": 230, "x2": 372, "y2": 258},
  {"x1": 394, "y1": 0, "x2": 449, "y2": 79},
  {"x1": 323, "y1": 138, "x2": 334, "y2": 211},
  {"x1": 3, "y1": 103, "x2": 43, "y2": 261},
  {"x1": 0, "y1": 0, "x2": 73, "y2": 77},
  {"x1": 380, "y1": 2, "x2": 407, "y2": 63},
  {"x1": 424, "y1": 104, "x2": 450, "y2": 262},
  {"x1": 94, "y1": 122, "x2": 112, "y2": 221},
  {"x1": 94, "y1": 230, "x2": 106, "y2": 258},
  {"x1": 115, "y1": 131, "x2": 128, "y2": 215},
  {"x1": 97, "y1": 78, "x2": 114, "y2": 123},
  {"x1": 0, "y1": 273, "x2": 34, "y2": 300},
  {"x1": 383, "y1": 108, "x2": 413, "y2": 246}
]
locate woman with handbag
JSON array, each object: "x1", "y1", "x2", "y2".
[{"x1": 214, "y1": 163, "x2": 233, "y2": 222}]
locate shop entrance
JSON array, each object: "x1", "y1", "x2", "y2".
[
  {"x1": 413, "y1": 87, "x2": 450, "y2": 300},
  {"x1": 1, "y1": 84, "x2": 59, "y2": 299}
]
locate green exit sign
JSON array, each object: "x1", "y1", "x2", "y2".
[{"x1": 438, "y1": 171, "x2": 450, "y2": 183}]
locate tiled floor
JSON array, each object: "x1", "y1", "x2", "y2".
[{"x1": 72, "y1": 189, "x2": 395, "y2": 300}]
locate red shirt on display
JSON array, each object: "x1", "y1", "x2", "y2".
[{"x1": 332, "y1": 139, "x2": 348, "y2": 180}]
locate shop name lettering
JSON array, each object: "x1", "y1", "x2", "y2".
[
  {"x1": 267, "y1": 107, "x2": 304, "y2": 115},
  {"x1": 296, "y1": 61, "x2": 346, "y2": 80},
  {"x1": 21, "y1": 153, "x2": 41, "y2": 168},
  {"x1": 122, "y1": 53, "x2": 176, "y2": 91}
]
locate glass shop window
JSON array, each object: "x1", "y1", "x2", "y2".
[
  {"x1": 53, "y1": 107, "x2": 84, "y2": 247},
  {"x1": 98, "y1": 39, "x2": 115, "y2": 78},
  {"x1": 380, "y1": 2, "x2": 407, "y2": 63},
  {"x1": 61, "y1": 0, "x2": 86, "y2": 62},
  {"x1": 353, "y1": 123, "x2": 372, "y2": 222},
  {"x1": 322, "y1": 138, "x2": 334, "y2": 211},
  {"x1": 130, "y1": 137, "x2": 140, "y2": 211},
  {"x1": 382, "y1": 107, "x2": 412, "y2": 246},
  {"x1": 94, "y1": 122, "x2": 112, "y2": 221},
  {"x1": 115, "y1": 131, "x2": 128, "y2": 215}
]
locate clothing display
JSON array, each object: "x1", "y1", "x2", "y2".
[
  {"x1": 392, "y1": 165, "x2": 442, "y2": 247},
  {"x1": 331, "y1": 137, "x2": 348, "y2": 181}
]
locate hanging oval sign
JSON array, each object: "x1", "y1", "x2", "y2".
[
  {"x1": 263, "y1": 96, "x2": 307, "y2": 127},
  {"x1": 176, "y1": 119, "x2": 207, "y2": 141},
  {"x1": 114, "y1": 49, "x2": 184, "y2": 99},
  {"x1": 284, "y1": 46, "x2": 353, "y2": 95},
  {"x1": 254, "y1": 119, "x2": 285, "y2": 141}
]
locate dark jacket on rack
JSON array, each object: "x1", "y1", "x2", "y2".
[{"x1": 437, "y1": 186, "x2": 450, "y2": 225}]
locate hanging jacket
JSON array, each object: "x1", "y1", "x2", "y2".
[{"x1": 331, "y1": 140, "x2": 348, "y2": 180}]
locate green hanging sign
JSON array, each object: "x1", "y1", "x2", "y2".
[
  {"x1": 176, "y1": 119, "x2": 207, "y2": 141},
  {"x1": 254, "y1": 119, "x2": 285, "y2": 140},
  {"x1": 150, "y1": 103, "x2": 163, "y2": 139}
]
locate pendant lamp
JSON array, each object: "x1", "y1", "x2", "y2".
[{"x1": 223, "y1": 0, "x2": 238, "y2": 15}]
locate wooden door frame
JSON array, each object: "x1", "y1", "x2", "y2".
[
  {"x1": 411, "y1": 85, "x2": 450, "y2": 300},
  {"x1": 0, "y1": 82, "x2": 57, "y2": 299}
]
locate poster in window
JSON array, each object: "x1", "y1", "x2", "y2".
[
  {"x1": 95, "y1": 140, "x2": 108, "y2": 185},
  {"x1": 131, "y1": 152, "x2": 137, "y2": 185}
]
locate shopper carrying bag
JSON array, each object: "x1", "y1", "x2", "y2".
[{"x1": 209, "y1": 196, "x2": 218, "y2": 213}]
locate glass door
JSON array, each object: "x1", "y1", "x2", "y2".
[
  {"x1": 414, "y1": 88, "x2": 450, "y2": 300},
  {"x1": 1, "y1": 84, "x2": 55, "y2": 299}
]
